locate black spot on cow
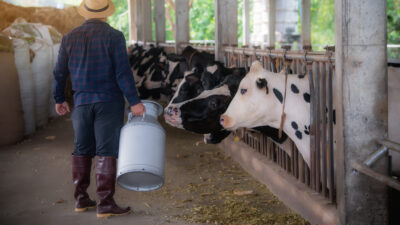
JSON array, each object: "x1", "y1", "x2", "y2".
[
  {"x1": 291, "y1": 84, "x2": 299, "y2": 94},
  {"x1": 295, "y1": 130, "x2": 303, "y2": 139},
  {"x1": 304, "y1": 125, "x2": 310, "y2": 135},
  {"x1": 298, "y1": 74, "x2": 305, "y2": 79},
  {"x1": 303, "y1": 93, "x2": 310, "y2": 103},
  {"x1": 291, "y1": 121, "x2": 298, "y2": 130},
  {"x1": 256, "y1": 78, "x2": 269, "y2": 94},
  {"x1": 273, "y1": 88, "x2": 283, "y2": 103}
]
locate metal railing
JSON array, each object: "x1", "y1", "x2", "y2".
[
  {"x1": 224, "y1": 45, "x2": 337, "y2": 203},
  {"x1": 131, "y1": 41, "x2": 337, "y2": 203}
]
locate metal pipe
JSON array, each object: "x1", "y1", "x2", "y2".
[
  {"x1": 224, "y1": 47, "x2": 334, "y2": 62},
  {"x1": 321, "y1": 62, "x2": 328, "y2": 197},
  {"x1": 363, "y1": 146, "x2": 388, "y2": 167},
  {"x1": 327, "y1": 63, "x2": 335, "y2": 202},
  {"x1": 379, "y1": 139, "x2": 400, "y2": 153},
  {"x1": 307, "y1": 62, "x2": 316, "y2": 190},
  {"x1": 314, "y1": 62, "x2": 321, "y2": 193},
  {"x1": 352, "y1": 161, "x2": 400, "y2": 192}
]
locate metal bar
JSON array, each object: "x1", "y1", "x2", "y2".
[
  {"x1": 379, "y1": 139, "x2": 400, "y2": 153},
  {"x1": 352, "y1": 161, "x2": 400, "y2": 192},
  {"x1": 300, "y1": 150, "x2": 305, "y2": 182},
  {"x1": 307, "y1": 62, "x2": 316, "y2": 190},
  {"x1": 223, "y1": 47, "x2": 334, "y2": 62},
  {"x1": 327, "y1": 63, "x2": 335, "y2": 202},
  {"x1": 291, "y1": 146, "x2": 295, "y2": 176},
  {"x1": 306, "y1": 165, "x2": 310, "y2": 186},
  {"x1": 321, "y1": 62, "x2": 328, "y2": 197},
  {"x1": 363, "y1": 146, "x2": 388, "y2": 167},
  {"x1": 314, "y1": 62, "x2": 321, "y2": 193}
]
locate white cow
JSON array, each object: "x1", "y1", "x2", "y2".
[{"x1": 220, "y1": 61, "x2": 311, "y2": 166}]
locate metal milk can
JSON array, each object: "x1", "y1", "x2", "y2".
[{"x1": 117, "y1": 100, "x2": 165, "y2": 191}]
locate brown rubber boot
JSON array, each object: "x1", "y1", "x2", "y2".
[
  {"x1": 96, "y1": 156, "x2": 131, "y2": 218},
  {"x1": 72, "y1": 155, "x2": 97, "y2": 212}
]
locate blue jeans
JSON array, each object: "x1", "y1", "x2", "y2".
[{"x1": 71, "y1": 101, "x2": 124, "y2": 158}]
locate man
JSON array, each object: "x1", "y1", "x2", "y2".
[{"x1": 53, "y1": 0, "x2": 144, "y2": 218}]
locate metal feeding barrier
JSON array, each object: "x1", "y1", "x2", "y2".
[
  {"x1": 132, "y1": 41, "x2": 337, "y2": 203},
  {"x1": 223, "y1": 45, "x2": 337, "y2": 203}
]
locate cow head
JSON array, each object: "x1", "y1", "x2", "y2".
[
  {"x1": 220, "y1": 61, "x2": 312, "y2": 166},
  {"x1": 164, "y1": 84, "x2": 232, "y2": 133},
  {"x1": 220, "y1": 61, "x2": 281, "y2": 130}
]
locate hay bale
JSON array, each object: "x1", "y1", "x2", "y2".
[
  {"x1": 0, "y1": 1, "x2": 84, "y2": 35},
  {"x1": 0, "y1": 35, "x2": 24, "y2": 146}
]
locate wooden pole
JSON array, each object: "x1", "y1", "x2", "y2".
[
  {"x1": 301, "y1": 0, "x2": 311, "y2": 49},
  {"x1": 128, "y1": 0, "x2": 137, "y2": 41},
  {"x1": 175, "y1": 0, "x2": 190, "y2": 53},
  {"x1": 267, "y1": 0, "x2": 276, "y2": 48},
  {"x1": 243, "y1": 0, "x2": 250, "y2": 46},
  {"x1": 134, "y1": 0, "x2": 144, "y2": 41},
  {"x1": 154, "y1": 0, "x2": 166, "y2": 43},
  {"x1": 215, "y1": 0, "x2": 238, "y2": 61},
  {"x1": 142, "y1": 0, "x2": 152, "y2": 42}
]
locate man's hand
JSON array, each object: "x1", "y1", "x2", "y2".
[
  {"x1": 130, "y1": 102, "x2": 145, "y2": 116},
  {"x1": 55, "y1": 102, "x2": 71, "y2": 116}
]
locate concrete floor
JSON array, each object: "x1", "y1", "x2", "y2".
[{"x1": 0, "y1": 116, "x2": 305, "y2": 225}]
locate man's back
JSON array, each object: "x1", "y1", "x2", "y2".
[{"x1": 54, "y1": 19, "x2": 140, "y2": 107}]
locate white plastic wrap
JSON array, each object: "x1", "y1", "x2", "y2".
[
  {"x1": 13, "y1": 41, "x2": 36, "y2": 135},
  {"x1": 31, "y1": 40, "x2": 51, "y2": 127}
]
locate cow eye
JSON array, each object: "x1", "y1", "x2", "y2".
[{"x1": 240, "y1": 88, "x2": 247, "y2": 95}]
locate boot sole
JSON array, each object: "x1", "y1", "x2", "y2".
[
  {"x1": 96, "y1": 210, "x2": 131, "y2": 218},
  {"x1": 75, "y1": 206, "x2": 96, "y2": 212}
]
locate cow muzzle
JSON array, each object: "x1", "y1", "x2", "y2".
[
  {"x1": 164, "y1": 105, "x2": 181, "y2": 126},
  {"x1": 219, "y1": 114, "x2": 233, "y2": 129}
]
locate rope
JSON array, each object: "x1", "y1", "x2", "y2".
[{"x1": 279, "y1": 71, "x2": 288, "y2": 138}]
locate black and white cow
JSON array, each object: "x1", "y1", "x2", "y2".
[
  {"x1": 220, "y1": 61, "x2": 311, "y2": 166},
  {"x1": 128, "y1": 44, "x2": 216, "y2": 102},
  {"x1": 164, "y1": 66, "x2": 289, "y2": 145}
]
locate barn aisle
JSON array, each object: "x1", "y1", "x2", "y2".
[{"x1": 0, "y1": 115, "x2": 307, "y2": 225}]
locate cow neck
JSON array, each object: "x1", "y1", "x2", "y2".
[
  {"x1": 262, "y1": 70, "x2": 311, "y2": 166},
  {"x1": 169, "y1": 84, "x2": 231, "y2": 108}
]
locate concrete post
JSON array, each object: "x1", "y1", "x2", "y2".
[
  {"x1": 335, "y1": 0, "x2": 388, "y2": 224},
  {"x1": 215, "y1": 0, "x2": 238, "y2": 61},
  {"x1": 242, "y1": 0, "x2": 250, "y2": 46},
  {"x1": 300, "y1": 0, "x2": 311, "y2": 48},
  {"x1": 128, "y1": 0, "x2": 137, "y2": 41},
  {"x1": 175, "y1": 0, "x2": 190, "y2": 54},
  {"x1": 154, "y1": 0, "x2": 166, "y2": 43},
  {"x1": 267, "y1": 0, "x2": 276, "y2": 48}
]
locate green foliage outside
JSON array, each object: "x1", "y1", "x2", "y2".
[
  {"x1": 107, "y1": 0, "x2": 129, "y2": 42},
  {"x1": 104, "y1": 0, "x2": 398, "y2": 57},
  {"x1": 307, "y1": 0, "x2": 335, "y2": 50},
  {"x1": 190, "y1": 0, "x2": 215, "y2": 41},
  {"x1": 388, "y1": 0, "x2": 400, "y2": 44}
]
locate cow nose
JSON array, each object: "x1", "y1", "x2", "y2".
[
  {"x1": 220, "y1": 115, "x2": 231, "y2": 127},
  {"x1": 165, "y1": 106, "x2": 178, "y2": 117}
]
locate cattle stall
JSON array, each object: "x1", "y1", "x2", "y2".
[{"x1": 128, "y1": 0, "x2": 391, "y2": 225}]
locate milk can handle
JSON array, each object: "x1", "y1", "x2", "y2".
[{"x1": 128, "y1": 112, "x2": 146, "y2": 122}]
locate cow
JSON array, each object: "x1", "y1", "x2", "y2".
[
  {"x1": 164, "y1": 67, "x2": 289, "y2": 146},
  {"x1": 220, "y1": 61, "x2": 311, "y2": 166}
]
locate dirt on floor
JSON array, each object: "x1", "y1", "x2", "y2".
[{"x1": 0, "y1": 115, "x2": 308, "y2": 225}]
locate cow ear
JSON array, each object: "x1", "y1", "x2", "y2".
[
  {"x1": 249, "y1": 61, "x2": 263, "y2": 74},
  {"x1": 185, "y1": 74, "x2": 199, "y2": 83}
]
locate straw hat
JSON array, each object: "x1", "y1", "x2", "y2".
[{"x1": 77, "y1": 0, "x2": 115, "y2": 19}]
